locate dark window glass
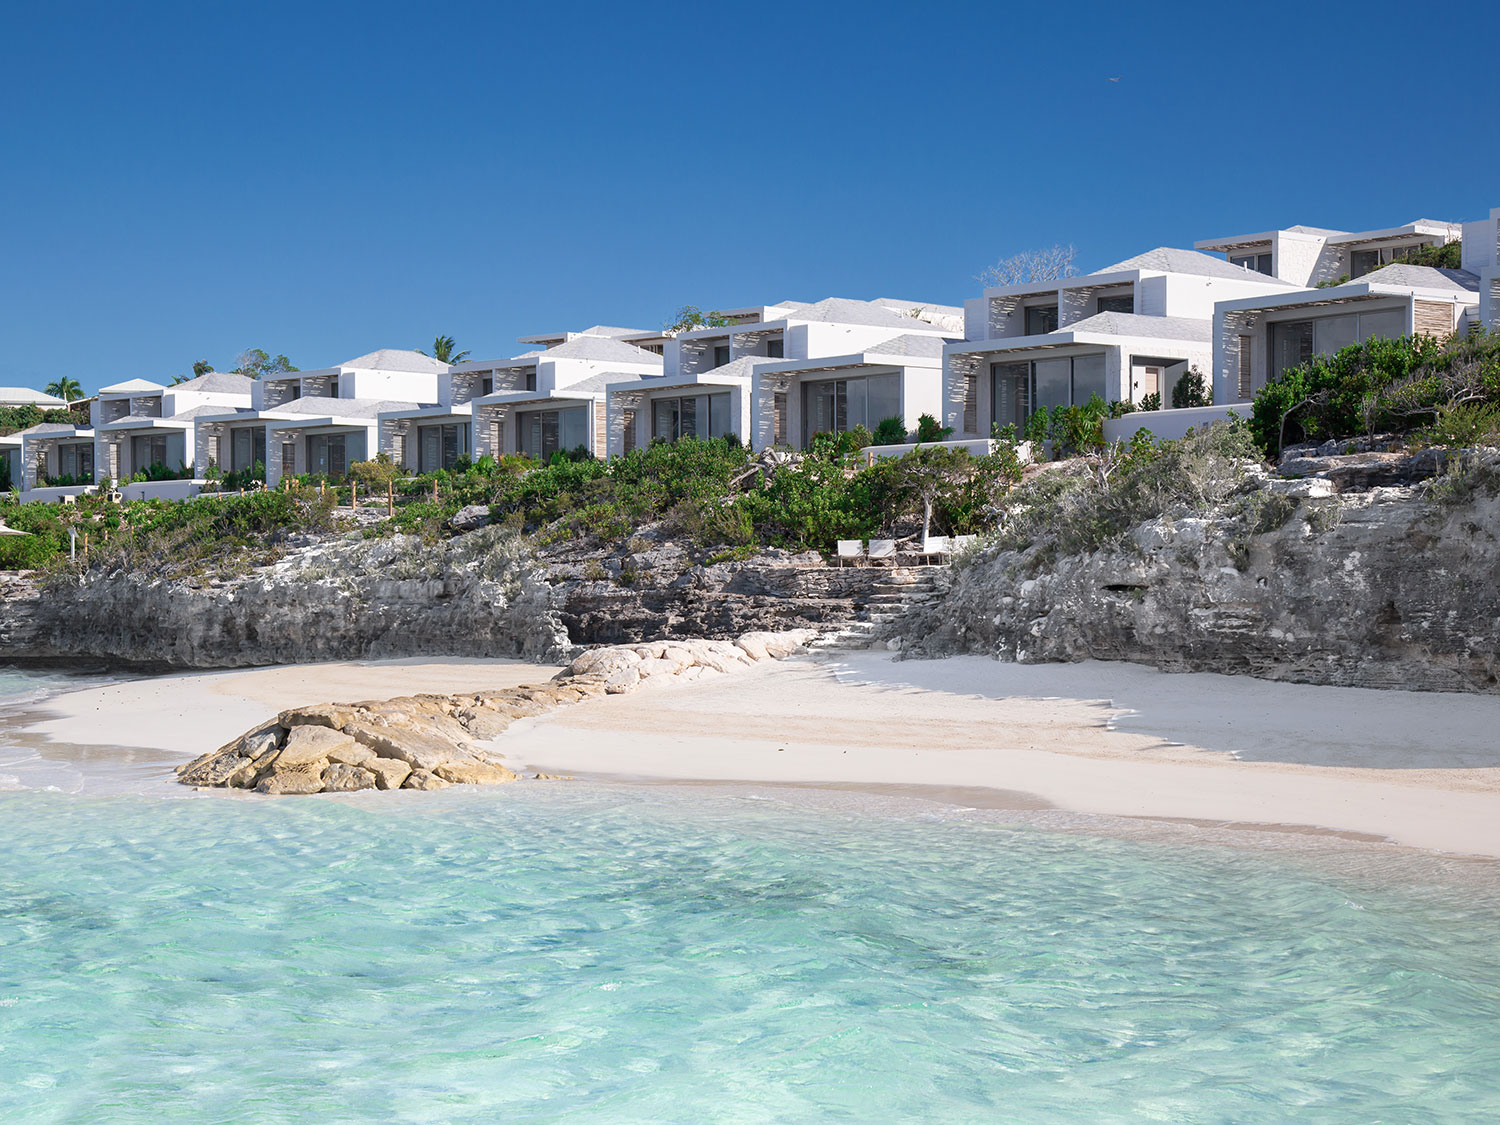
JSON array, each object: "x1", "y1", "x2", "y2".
[
  {"x1": 1097, "y1": 294, "x2": 1134, "y2": 315},
  {"x1": 1025, "y1": 305, "x2": 1059, "y2": 335},
  {"x1": 766, "y1": 339, "x2": 784, "y2": 358},
  {"x1": 713, "y1": 345, "x2": 731, "y2": 368}
]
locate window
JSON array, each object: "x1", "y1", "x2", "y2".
[
  {"x1": 766, "y1": 339, "x2": 784, "y2": 359},
  {"x1": 713, "y1": 345, "x2": 731, "y2": 368},
  {"x1": 1231, "y1": 253, "x2": 1274, "y2": 275},
  {"x1": 802, "y1": 373, "x2": 900, "y2": 446},
  {"x1": 1271, "y1": 308, "x2": 1409, "y2": 379},
  {"x1": 773, "y1": 392, "x2": 787, "y2": 445},
  {"x1": 131, "y1": 434, "x2": 169, "y2": 471},
  {"x1": 990, "y1": 362, "x2": 1029, "y2": 431},
  {"x1": 519, "y1": 407, "x2": 588, "y2": 459},
  {"x1": 231, "y1": 427, "x2": 267, "y2": 471},
  {"x1": 418, "y1": 423, "x2": 469, "y2": 472},
  {"x1": 652, "y1": 393, "x2": 734, "y2": 443},
  {"x1": 1010, "y1": 354, "x2": 1111, "y2": 419},
  {"x1": 281, "y1": 441, "x2": 297, "y2": 475},
  {"x1": 308, "y1": 433, "x2": 351, "y2": 478},
  {"x1": 1025, "y1": 305, "x2": 1059, "y2": 336},
  {"x1": 1351, "y1": 243, "x2": 1428, "y2": 278},
  {"x1": 1096, "y1": 294, "x2": 1134, "y2": 315},
  {"x1": 481, "y1": 377, "x2": 493, "y2": 396},
  {"x1": 286, "y1": 382, "x2": 301, "y2": 400},
  {"x1": 59, "y1": 442, "x2": 93, "y2": 479},
  {"x1": 1237, "y1": 337, "x2": 1253, "y2": 400}
]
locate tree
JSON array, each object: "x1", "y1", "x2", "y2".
[
  {"x1": 1171, "y1": 366, "x2": 1213, "y2": 409},
  {"x1": 234, "y1": 349, "x2": 298, "y2": 379},
  {"x1": 416, "y1": 335, "x2": 470, "y2": 364},
  {"x1": 665, "y1": 305, "x2": 731, "y2": 332},
  {"x1": 193, "y1": 360, "x2": 214, "y2": 377},
  {"x1": 45, "y1": 377, "x2": 83, "y2": 402},
  {"x1": 978, "y1": 244, "x2": 1079, "y2": 288}
]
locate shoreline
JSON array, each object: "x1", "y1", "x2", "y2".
[{"x1": 5, "y1": 651, "x2": 1500, "y2": 859}]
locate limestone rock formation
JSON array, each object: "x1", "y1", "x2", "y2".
[
  {"x1": 176, "y1": 629, "x2": 815, "y2": 793},
  {"x1": 894, "y1": 466, "x2": 1500, "y2": 694}
]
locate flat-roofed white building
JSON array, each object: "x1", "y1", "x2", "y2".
[
  {"x1": 945, "y1": 248, "x2": 1296, "y2": 437},
  {"x1": 1461, "y1": 206, "x2": 1500, "y2": 330},
  {"x1": 1195, "y1": 218, "x2": 1462, "y2": 287},
  {"x1": 605, "y1": 298, "x2": 958, "y2": 455},
  {"x1": 1212, "y1": 264, "x2": 1480, "y2": 404},
  {"x1": 458, "y1": 334, "x2": 664, "y2": 461},
  {"x1": 194, "y1": 350, "x2": 447, "y2": 485},
  {"x1": 93, "y1": 372, "x2": 256, "y2": 486}
]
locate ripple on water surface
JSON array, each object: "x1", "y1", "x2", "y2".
[{"x1": 1, "y1": 784, "x2": 1499, "y2": 1122}]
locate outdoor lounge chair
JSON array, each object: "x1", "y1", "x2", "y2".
[
  {"x1": 920, "y1": 534, "x2": 950, "y2": 562},
  {"x1": 836, "y1": 539, "x2": 865, "y2": 567},
  {"x1": 868, "y1": 538, "x2": 896, "y2": 565}
]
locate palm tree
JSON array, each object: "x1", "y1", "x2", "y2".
[
  {"x1": 417, "y1": 335, "x2": 470, "y2": 364},
  {"x1": 45, "y1": 377, "x2": 83, "y2": 402}
]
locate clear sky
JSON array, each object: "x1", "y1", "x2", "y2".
[{"x1": 3, "y1": 0, "x2": 1497, "y2": 391}]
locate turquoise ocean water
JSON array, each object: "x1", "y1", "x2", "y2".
[{"x1": 3, "y1": 673, "x2": 1500, "y2": 1121}]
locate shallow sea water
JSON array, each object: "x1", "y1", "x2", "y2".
[{"x1": 2, "y1": 775, "x2": 1500, "y2": 1123}]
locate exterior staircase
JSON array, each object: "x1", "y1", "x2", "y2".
[{"x1": 808, "y1": 565, "x2": 945, "y2": 651}]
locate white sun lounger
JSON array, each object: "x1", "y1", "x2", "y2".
[
  {"x1": 920, "y1": 535, "x2": 950, "y2": 561},
  {"x1": 836, "y1": 539, "x2": 865, "y2": 567},
  {"x1": 868, "y1": 539, "x2": 896, "y2": 565}
]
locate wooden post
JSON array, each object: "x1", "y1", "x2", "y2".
[
  {"x1": 83, "y1": 532, "x2": 89, "y2": 558},
  {"x1": 351, "y1": 481, "x2": 358, "y2": 511},
  {"x1": 387, "y1": 479, "x2": 394, "y2": 517},
  {"x1": 432, "y1": 479, "x2": 438, "y2": 503}
]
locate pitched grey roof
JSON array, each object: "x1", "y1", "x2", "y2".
[
  {"x1": 556, "y1": 371, "x2": 660, "y2": 394},
  {"x1": 0, "y1": 387, "x2": 69, "y2": 406},
  {"x1": 864, "y1": 333, "x2": 949, "y2": 358},
  {"x1": 277, "y1": 396, "x2": 425, "y2": 418},
  {"x1": 545, "y1": 335, "x2": 665, "y2": 364},
  {"x1": 170, "y1": 371, "x2": 256, "y2": 394},
  {"x1": 14, "y1": 422, "x2": 85, "y2": 437},
  {"x1": 1286, "y1": 225, "x2": 1349, "y2": 236},
  {"x1": 1061, "y1": 312, "x2": 1212, "y2": 342},
  {"x1": 337, "y1": 349, "x2": 450, "y2": 373},
  {"x1": 873, "y1": 298, "x2": 966, "y2": 317},
  {"x1": 1360, "y1": 264, "x2": 1479, "y2": 293},
  {"x1": 575, "y1": 325, "x2": 650, "y2": 339},
  {"x1": 790, "y1": 297, "x2": 949, "y2": 331},
  {"x1": 1097, "y1": 247, "x2": 1296, "y2": 283},
  {"x1": 162, "y1": 404, "x2": 255, "y2": 421},
  {"x1": 99, "y1": 378, "x2": 166, "y2": 394}
]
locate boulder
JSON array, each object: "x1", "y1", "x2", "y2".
[
  {"x1": 402, "y1": 769, "x2": 450, "y2": 790},
  {"x1": 322, "y1": 763, "x2": 377, "y2": 792},
  {"x1": 179, "y1": 749, "x2": 248, "y2": 788},
  {"x1": 278, "y1": 724, "x2": 358, "y2": 767},
  {"x1": 604, "y1": 666, "x2": 641, "y2": 694},
  {"x1": 433, "y1": 760, "x2": 519, "y2": 786},
  {"x1": 277, "y1": 704, "x2": 363, "y2": 731},
  {"x1": 341, "y1": 720, "x2": 466, "y2": 772},
  {"x1": 326, "y1": 741, "x2": 377, "y2": 767},
  {"x1": 256, "y1": 761, "x2": 327, "y2": 795},
  {"x1": 449, "y1": 504, "x2": 492, "y2": 532},
  {"x1": 365, "y1": 757, "x2": 412, "y2": 791}
]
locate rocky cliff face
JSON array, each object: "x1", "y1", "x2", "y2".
[
  {"x1": 894, "y1": 464, "x2": 1500, "y2": 694},
  {"x1": 0, "y1": 527, "x2": 572, "y2": 669}
]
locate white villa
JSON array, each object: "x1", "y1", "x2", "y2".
[
  {"x1": 195, "y1": 350, "x2": 447, "y2": 485},
  {"x1": 1211, "y1": 264, "x2": 1481, "y2": 404},
  {"x1": 92, "y1": 373, "x2": 256, "y2": 489},
  {"x1": 4, "y1": 423, "x2": 97, "y2": 496},
  {"x1": 605, "y1": 298, "x2": 958, "y2": 455},
  {"x1": 1195, "y1": 218, "x2": 1463, "y2": 287},
  {"x1": 450, "y1": 334, "x2": 664, "y2": 462},
  {"x1": 943, "y1": 249, "x2": 1297, "y2": 437},
  {"x1": 1461, "y1": 206, "x2": 1500, "y2": 329}
]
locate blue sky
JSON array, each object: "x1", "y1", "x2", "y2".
[{"x1": 3, "y1": 0, "x2": 1497, "y2": 391}]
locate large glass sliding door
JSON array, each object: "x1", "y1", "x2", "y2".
[
  {"x1": 801, "y1": 373, "x2": 900, "y2": 446},
  {"x1": 652, "y1": 393, "x2": 732, "y2": 442},
  {"x1": 519, "y1": 407, "x2": 588, "y2": 460},
  {"x1": 1270, "y1": 307, "x2": 1409, "y2": 380},
  {"x1": 418, "y1": 423, "x2": 469, "y2": 472},
  {"x1": 994, "y1": 353, "x2": 1110, "y2": 429},
  {"x1": 990, "y1": 362, "x2": 1030, "y2": 431},
  {"x1": 231, "y1": 427, "x2": 267, "y2": 472}
]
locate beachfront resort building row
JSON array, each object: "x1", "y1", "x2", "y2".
[{"x1": 5, "y1": 205, "x2": 1497, "y2": 500}]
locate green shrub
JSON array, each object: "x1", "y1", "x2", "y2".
[
  {"x1": 1138, "y1": 393, "x2": 1162, "y2": 412},
  {"x1": 1413, "y1": 402, "x2": 1500, "y2": 448},
  {"x1": 1171, "y1": 366, "x2": 1213, "y2": 409},
  {"x1": 872, "y1": 416, "x2": 908, "y2": 445},
  {"x1": 915, "y1": 414, "x2": 953, "y2": 443}
]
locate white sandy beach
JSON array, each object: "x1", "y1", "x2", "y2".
[{"x1": 10, "y1": 651, "x2": 1500, "y2": 857}]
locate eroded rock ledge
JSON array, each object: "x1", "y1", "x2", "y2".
[{"x1": 176, "y1": 630, "x2": 813, "y2": 794}]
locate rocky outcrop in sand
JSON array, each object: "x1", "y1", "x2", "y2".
[
  {"x1": 176, "y1": 630, "x2": 814, "y2": 793},
  {"x1": 893, "y1": 458, "x2": 1500, "y2": 694}
]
